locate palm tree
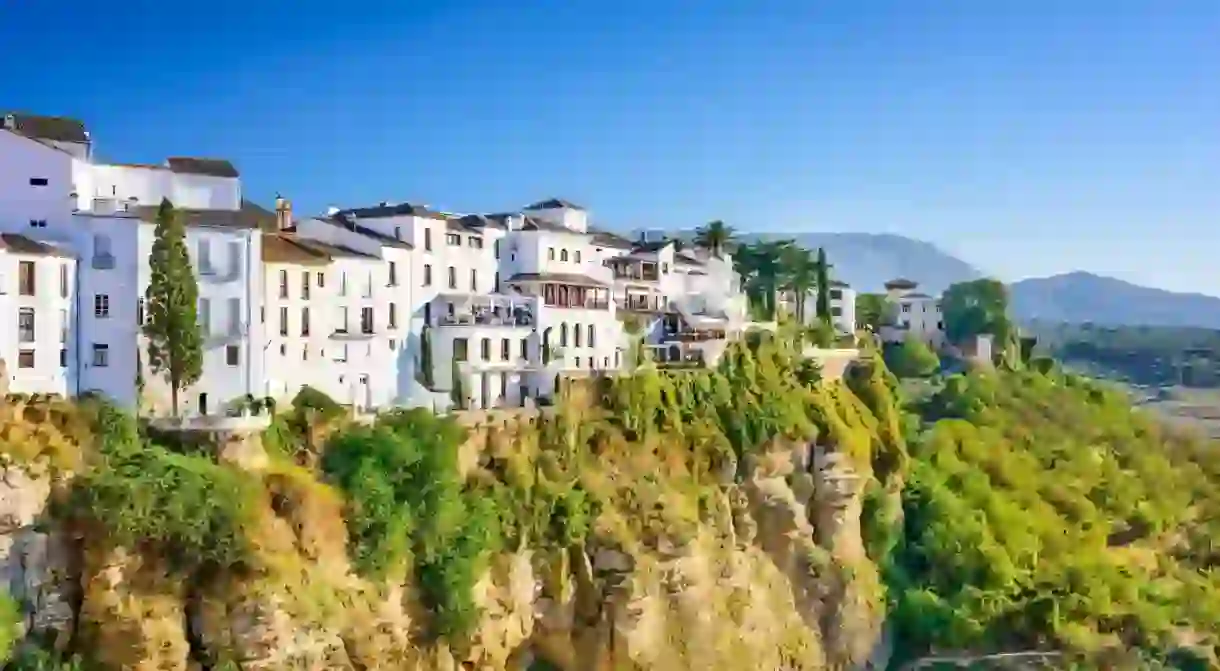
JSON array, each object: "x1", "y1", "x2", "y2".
[
  {"x1": 694, "y1": 220, "x2": 735, "y2": 258},
  {"x1": 781, "y1": 245, "x2": 817, "y2": 324},
  {"x1": 736, "y1": 240, "x2": 791, "y2": 320}
]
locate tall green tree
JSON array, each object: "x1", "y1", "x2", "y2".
[
  {"x1": 941, "y1": 279, "x2": 1014, "y2": 346},
  {"x1": 814, "y1": 247, "x2": 832, "y2": 329},
  {"x1": 693, "y1": 220, "x2": 735, "y2": 258},
  {"x1": 856, "y1": 293, "x2": 889, "y2": 331},
  {"x1": 781, "y1": 245, "x2": 817, "y2": 324},
  {"x1": 450, "y1": 359, "x2": 464, "y2": 410},
  {"x1": 418, "y1": 326, "x2": 434, "y2": 388},
  {"x1": 142, "y1": 198, "x2": 202, "y2": 416},
  {"x1": 736, "y1": 240, "x2": 792, "y2": 320}
]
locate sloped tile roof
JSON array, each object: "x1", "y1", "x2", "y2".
[
  {"x1": 132, "y1": 200, "x2": 274, "y2": 230},
  {"x1": 3, "y1": 113, "x2": 88, "y2": 143},
  {"x1": 0, "y1": 233, "x2": 71, "y2": 257},
  {"x1": 525, "y1": 198, "x2": 584, "y2": 211},
  {"x1": 166, "y1": 157, "x2": 240, "y2": 178},
  {"x1": 336, "y1": 202, "x2": 447, "y2": 220}
]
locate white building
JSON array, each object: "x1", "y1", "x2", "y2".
[
  {"x1": 1, "y1": 112, "x2": 754, "y2": 415},
  {"x1": 1, "y1": 114, "x2": 264, "y2": 414},
  {"x1": 878, "y1": 278, "x2": 944, "y2": 349}
]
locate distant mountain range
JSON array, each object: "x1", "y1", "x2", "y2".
[
  {"x1": 1009, "y1": 272, "x2": 1220, "y2": 329},
  {"x1": 663, "y1": 228, "x2": 1220, "y2": 329}
]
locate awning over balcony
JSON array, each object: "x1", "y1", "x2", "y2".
[{"x1": 507, "y1": 272, "x2": 608, "y2": 288}]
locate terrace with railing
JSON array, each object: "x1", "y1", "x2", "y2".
[{"x1": 434, "y1": 293, "x2": 537, "y2": 328}]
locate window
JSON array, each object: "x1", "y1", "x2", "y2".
[
  {"x1": 829, "y1": 289, "x2": 843, "y2": 300},
  {"x1": 937, "y1": 321, "x2": 944, "y2": 330},
  {"x1": 227, "y1": 242, "x2": 241, "y2": 276},
  {"x1": 588, "y1": 324, "x2": 595, "y2": 348},
  {"x1": 91, "y1": 344, "x2": 109, "y2": 367},
  {"x1": 340, "y1": 272, "x2": 348, "y2": 296},
  {"x1": 901, "y1": 303, "x2": 911, "y2": 313},
  {"x1": 59, "y1": 309, "x2": 67, "y2": 343},
  {"x1": 575, "y1": 357, "x2": 581, "y2": 368},
  {"x1": 604, "y1": 356, "x2": 609, "y2": 367},
  {"x1": 280, "y1": 343, "x2": 286, "y2": 356},
  {"x1": 198, "y1": 239, "x2": 213, "y2": 274},
  {"x1": 560, "y1": 249, "x2": 568, "y2": 262},
  {"x1": 481, "y1": 338, "x2": 491, "y2": 361},
  {"x1": 335, "y1": 344, "x2": 348, "y2": 362},
  {"x1": 18, "y1": 308, "x2": 35, "y2": 342},
  {"x1": 363, "y1": 272, "x2": 373, "y2": 297},
  {"x1": 388, "y1": 261, "x2": 398, "y2": 286},
  {"x1": 198, "y1": 298, "x2": 210, "y2": 331},
  {"x1": 138, "y1": 299, "x2": 145, "y2": 325},
  {"x1": 317, "y1": 271, "x2": 325, "y2": 288},
  {"x1": 388, "y1": 302, "x2": 398, "y2": 329},
  {"x1": 226, "y1": 345, "x2": 239, "y2": 366},
  {"x1": 60, "y1": 264, "x2": 69, "y2": 298},
  {"x1": 394, "y1": 226, "x2": 401, "y2": 240},
  {"x1": 574, "y1": 250, "x2": 581, "y2": 263},
  {"x1": 94, "y1": 294, "x2": 110, "y2": 318},
  {"x1": 303, "y1": 346, "x2": 309, "y2": 361},
  {"x1": 279, "y1": 270, "x2": 288, "y2": 298},
  {"x1": 28, "y1": 219, "x2": 47, "y2": 228},
  {"x1": 18, "y1": 350, "x2": 35, "y2": 369},
  {"x1": 519, "y1": 338, "x2": 528, "y2": 360},
  {"x1": 830, "y1": 306, "x2": 843, "y2": 317},
  {"x1": 19, "y1": 261, "x2": 34, "y2": 296},
  {"x1": 302, "y1": 271, "x2": 311, "y2": 299},
  {"x1": 360, "y1": 307, "x2": 374, "y2": 334},
  {"x1": 424, "y1": 228, "x2": 432, "y2": 251},
  {"x1": 662, "y1": 263, "x2": 669, "y2": 274},
  {"x1": 494, "y1": 240, "x2": 500, "y2": 259},
  {"x1": 548, "y1": 248, "x2": 555, "y2": 260},
  {"x1": 301, "y1": 307, "x2": 311, "y2": 336},
  {"x1": 227, "y1": 298, "x2": 240, "y2": 334},
  {"x1": 424, "y1": 264, "x2": 432, "y2": 286},
  {"x1": 560, "y1": 323, "x2": 568, "y2": 347},
  {"x1": 469, "y1": 237, "x2": 483, "y2": 249},
  {"x1": 470, "y1": 269, "x2": 477, "y2": 292},
  {"x1": 389, "y1": 339, "x2": 396, "y2": 351},
  {"x1": 336, "y1": 306, "x2": 348, "y2": 333},
  {"x1": 447, "y1": 266, "x2": 456, "y2": 289},
  {"x1": 501, "y1": 338, "x2": 510, "y2": 361},
  {"x1": 454, "y1": 338, "x2": 468, "y2": 361},
  {"x1": 446, "y1": 233, "x2": 461, "y2": 246},
  {"x1": 279, "y1": 307, "x2": 289, "y2": 336},
  {"x1": 494, "y1": 272, "x2": 500, "y2": 293},
  {"x1": 574, "y1": 323, "x2": 583, "y2": 347},
  {"x1": 29, "y1": 177, "x2": 48, "y2": 186},
  {"x1": 60, "y1": 348, "x2": 67, "y2": 368}
]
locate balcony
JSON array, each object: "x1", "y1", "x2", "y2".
[
  {"x1": 544, "y1": 297, "x2": 609, "y2": 310},
  {"x1": 647, "y1": 345, "x2": 706, "y2": 368},
  {"x1": 608, "y1": 262, "x2": 659, "y2": 282},
  {"x1": 618, "y1": 293, "x2": 666, "y2": 312},
  {"x1": 435, "y1": 293, "x2": 537, "y2": 328}
]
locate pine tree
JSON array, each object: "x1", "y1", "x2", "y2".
[{"x1": 143, "y1": 198, "x2": 203, "y2": 416}]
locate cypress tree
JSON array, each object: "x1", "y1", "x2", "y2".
[
  {"x1": 418, "y1": 326, "x2": 434, "y2": 388},
  {"x1": 814, "y1": 247, "x2": 832, "y2": 329},
  {"x1": 450, "y1": 359, "x2": 464, "y2": 410},
  {"x1": 143, "y1": 198, "x2": 203, "y2": 416}
]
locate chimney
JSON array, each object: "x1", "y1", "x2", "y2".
[{"x1": 274, "y1": 194, "x2": 293, "y2": 231}]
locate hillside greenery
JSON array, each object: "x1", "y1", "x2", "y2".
[
  {"x1": 877, "y1": 367, "x2": 1220, "y2": 667},
  {"x1": 1027, "y1": 321, "x2": 1220, "y2": 388}
]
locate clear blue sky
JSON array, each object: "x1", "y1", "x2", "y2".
[{"x1": 4, "y1": 0, "x2": 1217, "y2": 292}]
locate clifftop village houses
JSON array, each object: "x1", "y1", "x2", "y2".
[{"x1": 0, "y1": 113, "x2": 947, "y2": 416}]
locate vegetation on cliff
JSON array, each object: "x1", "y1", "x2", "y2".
[{"x1": 2, "y1": 327, "x2": 1219, "y2": 669}]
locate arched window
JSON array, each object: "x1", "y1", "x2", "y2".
[
  {"x1": 560, "y1": 323, "x2": 568, "y2": 347},
  {"x1": 560, "y1": 249, "x2": 569, "y2": 262},
  {"x1": 587, "y1": 324, "x2": 595, "y2": 348},
  {"x1": 542, "y1": 328, "x2": 552, "y2": 364},
  {"x1": 574, "y1": 323, "x2": 583, "y2": 347}
]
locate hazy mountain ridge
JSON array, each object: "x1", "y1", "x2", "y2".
[{"x1": 1009, "y1": 271, "x2": 1220, "y2": 329}]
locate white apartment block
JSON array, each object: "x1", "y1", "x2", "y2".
[
  {"x1": 779, "y1": 280, "x2": 859, "y2": 336},
  {"x1": 878, "y1": 278, "x2": 945, "y2": 349},
  {"x1": 1, "y1": 113, "x2": 753, "y2": 414}
]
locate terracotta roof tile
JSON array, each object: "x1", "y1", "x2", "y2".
[{"x1": 3, "y1": 113, "x2": 88, "y2": 143}]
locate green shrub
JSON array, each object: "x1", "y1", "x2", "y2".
[
  {"x1": 291, "y1": 386, "x2": 343, "y2": 418},
  {"x1": 321, "y1": 409, "x2": 502, "y2": 639},
  {"x1": 0, "y1": 591, "x2": 20, "y2": 663}
]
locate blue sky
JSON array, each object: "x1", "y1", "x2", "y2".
[{"x1": 4, "y1": 0, "x2": 1217, "y2": 292}]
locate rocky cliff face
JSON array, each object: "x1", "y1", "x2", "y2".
[{"x1": 0, "y1": 355, "x2": 896, "y2": 670}]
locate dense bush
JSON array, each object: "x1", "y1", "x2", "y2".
[{"x1": 62, "y1": 401, "x2": 262, "y2": 573}]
